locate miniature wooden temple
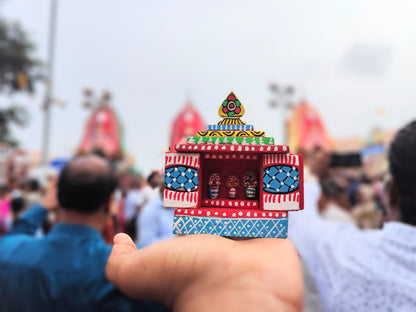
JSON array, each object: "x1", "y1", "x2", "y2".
[{"x1": 164, "y1": 92, "x2": 304, "y2": 238}]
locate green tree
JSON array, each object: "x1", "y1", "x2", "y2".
[
  {"x1": 0, "y1": 105, "x2": 28, "y2": 146},
  {"x1": 0, "y1": 16, "x2": 39, "y2": 146}
]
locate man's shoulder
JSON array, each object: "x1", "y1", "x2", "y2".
[
  {"x1": 0, "y1": 232, "x2": 40, "y2": 257},
  {"x1": 0, "y1": 229, "x2": 113, "y2": 266},
  {"x1": 0, "y1": 232, "x2": 115, "y2": 305}
]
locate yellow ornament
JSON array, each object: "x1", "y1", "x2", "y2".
[{"x1": 218, "y1": 92, "x2": 245, "y2": 119}]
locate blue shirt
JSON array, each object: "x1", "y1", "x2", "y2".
[
  {"x1": 0, "y1": 205, "x2": 169, "y2": 312},
  {"x1": 138, "y1": 196, "x2": 175, "y2": 246},
  {"x1": 289, "y1": 181, "x2": 416, "y2": 312}
]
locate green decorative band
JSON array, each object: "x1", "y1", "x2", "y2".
[
  {"x1": 187, "y1": 136, "x2": 275, "y2": 145},
  {"x1": 196, "y1": 130, "x2": 265, "y2": 137}
]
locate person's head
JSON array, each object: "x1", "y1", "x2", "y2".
[
  {"x1": 117, "y1": 172, "x2": 133, "y2": 194},
  {"x1": 91, "y1": 148, "x2": 108, "y2": 160},
  {"x1": 131, "y1": 176, "x2": 143, "y2": 190},
  {"x1": 355, "y1": 183, "x2": 374, "y2": 204},
  {"x1": 27, "y1": 178, "x2": 40, "y2": 192},
  {"x1": 309, "y1": 146, "x2": 331, "y2": 178},
  {"x1": 11, "y1": 196, "x2": 25, "y2": 219},
  {"x1": 58, "y1": 155, "x2": 117, "y2": 216},
  {"x1": 319, "y1": 174, "x2": 350, "y2": 210},
  {"x1": 17, "y1": 179, "x2": 27, "y2": 191},
  {"x1": 388, "y1": 120, "x2": 416, "y2": 225},
  {"x1": 147, "y1": 171, "x2": 163, "y2": 189}
]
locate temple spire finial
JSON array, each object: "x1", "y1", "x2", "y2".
[{"x1": 218, "y1": 92, "x2": 246, "y2": 125}]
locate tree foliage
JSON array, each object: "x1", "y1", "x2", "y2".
[
  {"x1": 0, "y1": 19, "x2": 38, "y2": 92},
  {"x1": 0, "y1": 105, "x2": 28, "y2": 146},
  {"x1": 0, "y1": 15, "x2": 39, "y2": 146}
]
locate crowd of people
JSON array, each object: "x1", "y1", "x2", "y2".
[
  {"x1": 0, "y1": 120, "x2": 416, "y2": 311},
  {"x1": 110, "y1": 170, "x2": 166, "y2": 245},
  {"x1": 0, "y1": 177, "x2": 45, "y2": 235},
  {"x1": 0, "y1": 165, "x2": 172, "y2": 247},
  {"x1": 304, "y1": 148, "x2": 386, "y2": 231}
]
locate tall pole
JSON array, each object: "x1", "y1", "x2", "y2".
[
  {"x1": 42, "y1": 0, "x2": 58, "y2": 165},
  {"x1": 269, "y1": 83, "x2": 295, "y2": 145}
]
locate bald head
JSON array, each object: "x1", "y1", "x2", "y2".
[
  {"x1": 58, "y1": 155, "x2": 117, "y2": 214},
  {"x1": 65, "y1": 155, "x2": 112, "y2": 176}
]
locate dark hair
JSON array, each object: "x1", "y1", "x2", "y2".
[
  {"x1": 28, "y1": 178, "x2": 40, "y2": 192},
  {"x1": 319, "y1": 174, "x2": 347, "y2": 200},
  {"x1": 91, "y1": 148, "x2": 108, "y2": 159},
  {"x1": 57, "y1": 157, "x2": 117, "y2": 214},
  {"x1": 147, "y1": 172, "x2": 159, "y2": 185},
  {"x1": 11, "y1": 197, "x2": 25, "y2": 216},
  {"x1": 388, "y1": 120, "x2": 416, "y2": 225},
  {"x1": 131, "y1": 176, "x2": 143, "y2": 189}
]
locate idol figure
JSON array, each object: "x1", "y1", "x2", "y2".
[
  {"x1": 226, "y1": 175, "x2": 240, "y2": 199},
  {"x1": 244, "y1": 171, "x2": 258, "y2": 199},
  {"x1": 208, "y1": 173, "x2": 221, "y2": 199}
]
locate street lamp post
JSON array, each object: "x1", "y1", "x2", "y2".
[
  {"x1": 41, "y1": 0, "x2": 58, "y2": 165},
  {"x1": 269, "y1": 83, "x2": 295, "y2": 145}
]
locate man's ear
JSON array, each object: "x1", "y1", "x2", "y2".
[
  {"x1": 388, "y1": 177, "x2": 400, "y2": 208},
  {"x1": 385, "y1": 176, "x2": 401, "y2": 221}
]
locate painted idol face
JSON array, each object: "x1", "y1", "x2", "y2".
[
  {"x1": 244, "y1": 171, "x2": 258, "y2": 188},
  {"x1": 226, "y1": 175, "x2": 240, "y2": 189},
  {"x1": 208, "y1": 173, "x2": 221, "y2": 188}
]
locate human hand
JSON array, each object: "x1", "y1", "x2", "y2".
[
  {"x1": 41, "y1": 175, "x2": 59, "y2": 210},
  {"x1": 106, "y1": 233, "x2": 303, "y2": 312}
]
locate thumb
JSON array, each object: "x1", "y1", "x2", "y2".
[
  {"x1": 105, "y1": 233, "x2": 138, "y2": 287},
  {"x1": 111, "y1": 233, "x2": 137, "y2": 257}
]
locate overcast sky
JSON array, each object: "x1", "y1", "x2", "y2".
[{"x1": 2, "y1": 0, "x2": 416, "y2": 174}]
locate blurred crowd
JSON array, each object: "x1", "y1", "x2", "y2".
[
  {"x1": 0, "y1": 166, "x2": 171, "y2": 247},
  {"x1": 0, "y1": 177, "x2": 46, "y2": 235},
  {"x1": 305, "y1": 147, "x2": 385, "y2": 231}
]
